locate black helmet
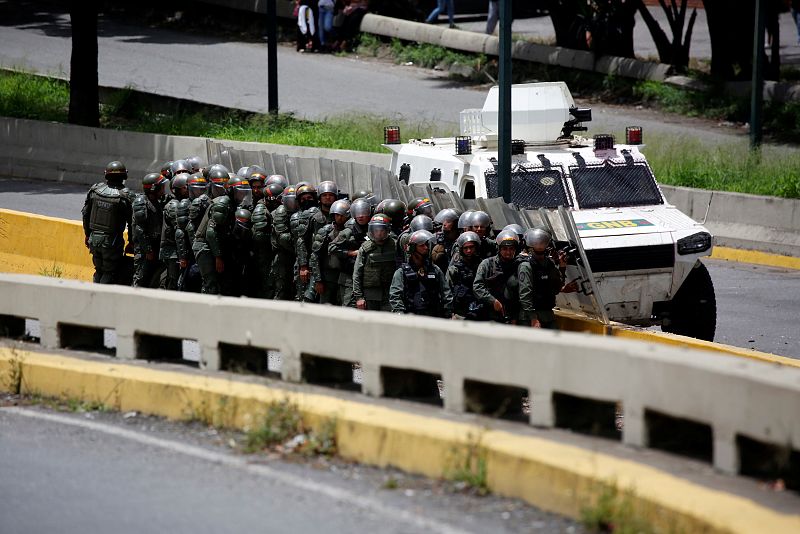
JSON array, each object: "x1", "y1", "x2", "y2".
[
  {"x1": 367, "y1": 214, "x2": 392, "y2": 244},
  {"x1": 350, "y1": 198, "x2": 372, "y2": 221},
  {"x1": 264, "y1": 182, "x2": 284, "y2": 202},
  {"x1": 330, "y1": 199, "x2": 351, "y2": 217},
  {"x1": 208, "y1": 166, "x2": 230, "y2": 199},
  {"x1": 247, "y1": 165, "x2": 267, "y2": 185},
  {"x1": 187, "y1": 173, "x2": 209, "y2": 200},
  {"x1": 409, "y1": 214, "x2": 433, "y2": 233},
  {"x1": 186, "y1": 155, "x2": 202, "y2": 172},
  {"x1": 233, "y1": 207, "x2": 253, "y2": 239},
  {"x1": 407, "y1": 229, "x2": 434, "y2": 256},
  {"x1": 171, "y1": 159, "x2": 192, "y2": 176},
  {"x1": 105, "y1": 161, "x2": 127, "y2": 181},
  {"x1": 376, "y1": 198, "x2": 406, "y2": 228},
  {"x1": 408, "y1": 197, "x2": 434, "y2": 218},
  {"x1": 266, "y1": 174, "x2": 289, "y2": 190},
  {"x1": 296, "y1": 184, "x2": 318, "y2": 209},
  {"x1": 160, "y1": 161, "x2": 173, "y2": 180},
  {"x1": 142, "y1": 172, "x2": 168, "y2": 199},
  {"x1": 456, "y1": 231, "x2": 481, "y2": 252},
  {"x1": 171, "y1": 175, "x2": 189, "y2": 199},
  {"x1": 226, "y1": 174, "x2": 252, "y2": 206}
]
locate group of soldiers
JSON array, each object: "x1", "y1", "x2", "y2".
[{"x1": 82, "y1": 159, "x2": 577, "y2": 328}]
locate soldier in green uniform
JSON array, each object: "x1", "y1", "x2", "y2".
[
  {"x1": 518, "y1": 228, "x2": 577, "y2": 328},
  {"x1": 473, "y1": 229, "x2": 522, "y2": 324},
  {"x1": 269, "y1": 186, "x2": 298, "y2": 300},
  {"x1": 131, "y1": 172, "x2": 169, "y2": 287},
  {"x1": 470, "y1": 211, "x2": 499, "y2": 259},
  {"x1": 396, "y1": 214, "x2": 433, "y2": 265},
  {"x1": 82, "y1": 161, "x2": 134, "y2": 284},
  {"x1": 375, "y1": 198, "x2": 406, "y2": 238},
  {"x1": 296, "y1": 181, "x2": 337, "y2": 301},
  {"x1": 329, "y1": 197, "x2": 371, "y2": 307},
  {"x1": 250, "y1": 182, "x2": 283, "y2": 299},
  {"x1": 446, "y1": 231, "x2": 485, "y2": 320},
  {"x1": 310, "y1": 198, "x2": 350, "y2": 305},
  {"x1": 291, "y1": 184, "x2": 320, "y2": 300},
  {"x1": 160, "y1": 173, "x2": 190, "y2": 290},
  {"x1": 177, "y1": 173, "x2": 211, "y2": 292},
  {"x1": 431, "y1": 208, "x2": 460, "y2": 272},
  {"x1": 353, "y1": 213, "x2": 397, "y2": 312},
  {"x1": 389, "y1": 229, "x2": 452, "y2": 317}
]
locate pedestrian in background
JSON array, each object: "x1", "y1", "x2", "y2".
[
  {"x1": 792, "y1": 0, "x2": 800, "y2": 45},
  {"x1": 426, "y1": 0, "x2": 456, "y2": 29},
  {"x1": 485, "y1": 0, "x2": 498, "y2": 34}
]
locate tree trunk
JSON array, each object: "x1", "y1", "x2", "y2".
[{"x1": 68, "y1": 2, "x2": 100, "y2": 127}]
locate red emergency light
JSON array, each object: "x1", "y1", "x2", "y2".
[
  {"x1": 384, "y1": 126, "x2": 401, "y2": 145},
  {"x1": 626, "y1": 126, "x2": 643, "y2": 145}
]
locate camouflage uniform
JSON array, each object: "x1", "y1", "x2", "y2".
[
  {"x1": 329, "y1": 220, "x2": 368, "y2": 307},
  {"x1": 191, "y1": 196, "x2": 233, "y2": 295},
  {"x1": 518, "y1": 255, "x2": 565, "y2": 329},
  {"x1": 389, "y1": 261, "x2": 452, "y2": 317},
  {"x1": 269, "y1": 204, "x2": 295, "y2": 300},
  {"x1": 250, "y1": 199, "x2": 275, "y2": 298},
  {"x1": 82, "y1": 181, "x2": 133, "y2": 284},
  {"x1": 473, "y1": 255, "x2": 522, "y2": 323},
  {"x1": 309, "y1": 222, "x2": 343, "y2": 305},
  {"x1": 131, "y1": 193, "x2": 164, "y2": 287},
  {"x1": 352, "y1": 236, "x2": 397, "y2": 312}
]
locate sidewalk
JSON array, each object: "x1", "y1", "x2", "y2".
[{"x1": 449, "y1": 7, "x2": 800, "y2": 67}]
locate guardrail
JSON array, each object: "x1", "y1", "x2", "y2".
[{"x1": 0, "y1": 273, "x2": 797, "y2": 477}]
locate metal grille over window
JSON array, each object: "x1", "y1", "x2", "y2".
[
  {"x1": 569, "y1": 160, "x2": 663, "y2": 209},
  {"x1": 484, "y1": 164, "x2": 572, "y2": 209}
]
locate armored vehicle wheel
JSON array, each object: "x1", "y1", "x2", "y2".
[{"x1": 661, "y1": 261, "x2": 716, "y2": 342}]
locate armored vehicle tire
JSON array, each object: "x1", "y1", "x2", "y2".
[{"x1": 661, "y1": 261, "x2": 716, "y2": 342}]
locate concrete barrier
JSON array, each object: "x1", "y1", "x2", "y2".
[{"x1": 0, "y1": 272, "x2": 798, "y2": 479}]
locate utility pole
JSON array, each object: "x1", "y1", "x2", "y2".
[
  {"x1": 267, "y1": 0, "x2": 279, "y2": 114},
  {"x1": 750, "y1": 0, "x2": 765, "y2": 150},
  {"x1": 497, "y1": 0, "x2": 512, "y2": 203}
]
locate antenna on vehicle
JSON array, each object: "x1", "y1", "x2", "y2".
[{"x1": 700, "y1": 191, "x2": 714, "y2": 225}]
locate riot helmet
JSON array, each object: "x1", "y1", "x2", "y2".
[
  {"x1": 296, "y1": 184, "x2": 318, "y2": 210},
  {"x1": 171, "y1": 175, "x2": 189, "y2": 200},
  {"x1": 318, "y1": 181, "x2": 338, "y2": 209},
  {"x1": 104, "y1": 161, "x2": 127, "y2": 183},
  {"x1": 264, "y1": 183, "x2": 284, "y2": 210},
  {"x1": 495, "y1": 229, "x2": 519, "y2": 260},
  {"x1": 433, "y1": 208, "x2": 459, "y2": 232},
  {"x1": 456, "y1": 231, "x2": 481, "y2": 257},
  {"x1": 367, "y1": 213, "x2": 392, "y2": 244},
  {"x1": 350, "y1": 198, "x2": 372, "y2": 226},
  {"x1": 407, "y1": 229, "x2": 434, "y2": 257},
  {"x1": 171, "y1": 159, "x2": 192, "y2": 177},
  {"x1": 207, "y1": 166, "x2": 230, "y2": 199},
  {"x1": 524, "y1": 228, "x2": 553, "y2": 256},
  {"x1": 186, "y1": 155, "x2": 203, "y2": 173},
  {"x1": 408, "y1": 197, "x2": 434, "y2": 218},
  {"x1": 409, "y1": 214, "x2": 433, "y2": 233},
  {"x1": 457, "y1": 209, "x2": 475, "y2": 230},
  {"x1": 226, "y1": 175, "x2": 252, "y2": 206},
  {"x1": 233, "y1": 207, "x2": 252, "y2": 240},
  {"x1": 266, "y1": 174, "x2": 289, "y2": 190},
  {"x1": 142, "y1": 172, "x2": 168, "y2": 201},
  {"x1": 330, "y1": 198, "x2": 351, "y2": 217},
  {"x1": 282, "y1": 186, "x2": 298, "y2": 212},
  {"x1": 503, "y1": 224, "x2": 526, "y2": 241},
  {"x1": 160, "y1": 161, "x2": 173, "y2": 181},
  {"x1": 471, "y1": 211, "x2": 493, "y2": 238},
  {"x1": 187, "y1": 173, "x2": 209, "y2": 200},
  {"x1": 376, "y1": 198, "x2": 406, "y2": 230}
]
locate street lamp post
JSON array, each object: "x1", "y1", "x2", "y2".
[
  {"x1": 267, "y1": 0, "x2": 279, "y2": 114},
  {"x1": 750, "y1": 0, "x2": 765, "y2": 150},
  {"x1": 497, "y1": 0, "x2": 512, "y2": 203}
]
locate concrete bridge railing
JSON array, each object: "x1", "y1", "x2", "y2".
[{"x1": 1, "y1": 273, "x2": 798, "y2": 477}]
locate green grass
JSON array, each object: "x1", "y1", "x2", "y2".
[
  {"x1": 643, "y1": 136, "x2": 800, "y2": 198},
  {"x1": 244, "y1": 399, "x2": 337, "y2": 456},
  {"x1": 2, "y1": 69, "x2": 800, "y2": 198},
  {"x1": 580, "y1": 483, "x2": 655, "y2": 534}
]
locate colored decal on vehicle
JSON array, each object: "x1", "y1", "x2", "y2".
[{"x1": 576, "y1": 219, "x2": 655, "y2": 230}]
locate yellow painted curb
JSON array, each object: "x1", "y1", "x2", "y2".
[
  {"x1": 1, "y1": 347, "x2": 798, "y2": 534},
  {"x1": 712, "y1": 246, "x2": 800, "y2": 270}
]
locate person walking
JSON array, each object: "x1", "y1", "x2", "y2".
[{"x1": 426, "y1": 0, "x2": 456, "y2": 28}]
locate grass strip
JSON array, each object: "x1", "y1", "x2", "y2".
[{"x1": 1, "y1": 69, "x2": 799, "y2": 199}]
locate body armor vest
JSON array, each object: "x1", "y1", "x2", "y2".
[
  {"x1": 362, "y1": 240, "x2": 396, "y2": 289},
  {"x1": 401, "y1": 263, "x2": 441, "y2": 316}
]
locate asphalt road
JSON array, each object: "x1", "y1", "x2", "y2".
[
  {"x1": 0, "y1": 1, "x2": 794, "y2": 149},
  {"x1": 1, "y1": 176, "x2": 798, "y2": 359},
  {"x1": 0, "y1": 405, "x2": 581, "y2": 534}
]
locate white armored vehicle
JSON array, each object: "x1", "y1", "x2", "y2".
[{"x1": 384, "y1": 82, "x2": 716, "y2": 340}]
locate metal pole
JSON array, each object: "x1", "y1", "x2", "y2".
[
  {"x1": 750, "y1": 0, "x2": 765, "y2": 149},
  {"x1": 267, "y1": 0, "x2": 279, "y2": 114},
  {"x1": 498, "y1": 0, "x2": 512, "y2": 203}
]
